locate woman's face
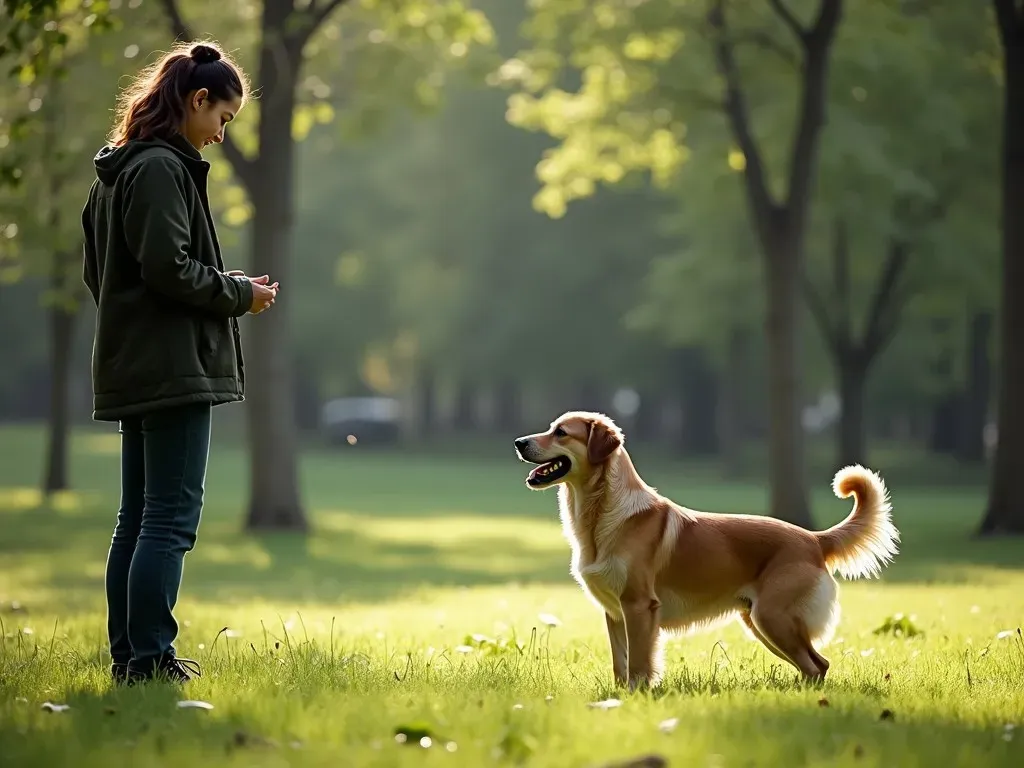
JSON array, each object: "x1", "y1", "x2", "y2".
[{"x1": 182, "y1": 88, "x2": 242, "y2": 152}]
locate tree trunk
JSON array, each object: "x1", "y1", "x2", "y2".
[
  {"x1": 957, "y1": 310, "x2": 992, "y2": 463},
  {"x1": 42, "y1": 282, "x2": 77, "y2": 496},
  {"x1": 493, "y1": 378, "x2": 520, "y2": 433},
  {"x1": 979, "y1": 2, "x2": 1024, "y2": 535},
  {"x1": 836, "y1": 355, "x2": 866, "y2": 468},
  {"x1": 632, "y1": 389, "x2": 661, "y2": 443},
  {"x1": 678, "y1": 347, "x2": 719, "y2": 457},
  {"x1": 452, "y1": 380, "x2": 477, "y2": 432},
  {"x1": 244, "y1": 8, "x2": 307, "y2": 531},
  {"x1": 717, "y1": 327, "x2": 748, "y2": 478},
  {"x1": 415, "y1": 365, "x2": 437, "y2": 438},
  {"x1": 929, "y1": 393, "x2": 961, "y2": 456},
  {"x1": 927, "y1": 316, "x2": 958, "y2": 456},
  {"x1": 709, "y1": 0, "x2": 840, "y2": 527},
  {"x1": 765, "y1": 243, "x2": 811, "y2": 526}
]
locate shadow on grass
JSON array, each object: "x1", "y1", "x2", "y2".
[
  {"x1": 1, "y1": 471, "x2": 1022, "y2": 620},
  {"x1": 0, "y1": 501, "x2": 571, "y2": 613}
]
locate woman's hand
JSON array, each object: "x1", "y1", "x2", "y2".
[{"x1": 247, "y1": 275, "x2": 278, "y2": 314}]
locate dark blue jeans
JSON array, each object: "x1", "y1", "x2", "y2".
[{"x1": 104, "y1": 403, "x2": 211, "y2": 674}]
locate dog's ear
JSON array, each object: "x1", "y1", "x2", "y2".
[{"x1": 587, "y1": 420, "x2": 622, "y2": 465}]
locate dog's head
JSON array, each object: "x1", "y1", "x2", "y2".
[{"x1": 513, "y1": 411, "x2": 624, "y2": 490}]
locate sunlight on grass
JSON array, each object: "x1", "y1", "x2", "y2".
[
  {"x1": 0, "y1": 487, "x2": 44, "y2": 511},
  {"x1": 78, "y1": 433, "x2": 121, "y2": 456},
  {"x1": 1, "y1": 424, "x2": 1023, "y2": 766}
]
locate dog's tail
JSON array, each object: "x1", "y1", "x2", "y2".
[{"x1": 815, "y1": 465, "x2": 899, "y2": 580}]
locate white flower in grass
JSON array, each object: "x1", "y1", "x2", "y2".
[{"x1": 538, "y1": 613, "x2": 562, "y2": 627}]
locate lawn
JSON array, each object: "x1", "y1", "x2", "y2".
[{"x1": 1, "y1": 421, "x2": 1022, "y2": 767}]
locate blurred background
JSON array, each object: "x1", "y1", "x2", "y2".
[{"x1": 0, "y1": 0, "x2": 1020, "y2": 541}]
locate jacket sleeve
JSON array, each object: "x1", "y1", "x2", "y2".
[
  {"x1": 121, "y1": 156, "x2": 253, "y2": 318},
  {"x1": 81, "y1": 197, "x2": 99, "y2": 307}
]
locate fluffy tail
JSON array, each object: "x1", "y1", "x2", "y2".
[{"x1": 816, "y1": 465, "x2": 900, "y2": 580}]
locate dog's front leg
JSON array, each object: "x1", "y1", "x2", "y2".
[
  {"x1": 605, "y1": 612, "x2": 628, "y2": 687},
  {"x1": 622, "y1": 592, "x2": 660, "y2": 692}
]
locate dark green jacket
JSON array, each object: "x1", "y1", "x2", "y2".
[{"x1": 81, "y1": 134, "x2": 253, "y2": 421}]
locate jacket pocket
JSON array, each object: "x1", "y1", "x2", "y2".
[{"x1": 196, "y1": 317, "x2": 221, "y2": 373}]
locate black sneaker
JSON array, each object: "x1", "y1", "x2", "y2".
[{"x1": 127, "y1": 656, "x2": 202, "y2": 685}]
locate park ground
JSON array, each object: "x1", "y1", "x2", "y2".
[{"x1": 0, "y1": 421, "x2": 1022, "y2": 767}]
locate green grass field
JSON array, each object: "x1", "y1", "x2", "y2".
[{"x1": 1, "y1": 421, "x2": 1022, "y2": 767}]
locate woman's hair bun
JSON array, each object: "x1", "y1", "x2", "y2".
[{"x1": 190, "y1": 44, "x2": 221, "y2": 65}]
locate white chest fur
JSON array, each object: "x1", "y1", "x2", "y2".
[
  {"x1": 576, "y1": 558, "x2": 628, "y2": 620},
  {"x1": 557, "y1": 485, "x2": 637, "y2": 620}
]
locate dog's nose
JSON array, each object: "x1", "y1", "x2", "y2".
[{"x1": 514, "y1": 437, "x2": 529, "y2": 453}]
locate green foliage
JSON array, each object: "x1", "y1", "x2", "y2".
[
  {"x1": 501, "y1": 0, "x2": 1003, "y2": 406},
  {"x1": 0, "y1": 1, "x2": 146, "y2": 308}
]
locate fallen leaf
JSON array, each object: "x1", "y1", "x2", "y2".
[
  {"x1": 588, "y1": 698, "x2": 623, "y2": 710},
  {"x1": 658, "y1": 717, "x2": 679, "y2": 733},
  {"x1": 40, "y1": 701, "x2": 69, "y2": 713},
  {"x1": 818, "y1": 697, "x2": 830, "y2": 708},
  {"x1": 538, "y1": 613, "x2": 562, "y2": 627}
]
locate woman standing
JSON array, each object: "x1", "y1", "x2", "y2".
[{"x1": 81, "y1": 41, "x2": 277, "y2": 685}]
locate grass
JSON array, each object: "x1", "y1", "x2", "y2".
[{"x1": 1, "y1": 420, "x2": 1022, "y2": 767}]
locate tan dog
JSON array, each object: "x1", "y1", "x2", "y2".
[{"x1": 514, "y1": 411, "x2": 899, "y2": 690}]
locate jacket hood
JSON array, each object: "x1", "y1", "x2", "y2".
[{"x1": 93, "y1": 133, "x2": 206, "y2": 186}]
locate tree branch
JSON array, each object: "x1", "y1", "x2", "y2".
[
  {"x1": 158, "y1": 0, "x2": 189, "y2": 41},
  {"x1": 802, "y1": 274, "x2": 841, "y2": 355},
  {"x1": 289, "y1": 0, "x2": 355, "y2": 49},
  {"x1": 732, "y1": 28, "x2": 800, "y2": 69},
  {"x1": 992, "y1": 0, "x2": 1022, "y2": 43},
  {"x1": 782, "y1": 0, "x2": 842, "y2": 224},
  {"x1": 767, "y1": 0, "x2": 808, "y2": 43},
  {"x1": 309, "y1": 0, "x2": 353, "y2": 30},
  {"x1": 158, "y1": 0, "x2": 257, "y2": 192},
  {"x1": 861, "y1": 236, "x2": 910, "y2": 360},
  {"x1": 833, "y1": 214, "x2": 851, "y2": 345},
  {"x1": 708, "y1": 0, "x2": 779, "y2": 245}
]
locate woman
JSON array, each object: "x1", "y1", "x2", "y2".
[{"x1": 81, "y1": 41, "x2": 277, "y2": 685}]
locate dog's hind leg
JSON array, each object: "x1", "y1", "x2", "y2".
[
  {"x1": 739, "y1": 611, "x2": 793, "y2": 666},
  {"x1": 750, "y1": 569, "x2": 832, "y2": 682}
]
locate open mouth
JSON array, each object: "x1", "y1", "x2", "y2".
[{"x1": 526, "y1": 456, "x2": 571, "y2": 487}]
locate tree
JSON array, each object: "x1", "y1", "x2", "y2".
[
  {"x1": 1, "y1": 0, "x2": 125, "y2": 495},
  {"x1": 157, "y1": 0, "x2": 494, "y2": 530},
  {"x1": 979, "y1": 0, "x2": 1024, "y2": 536},
  {"x1": 500, "y1": 0, "x2": 849, "y2": 525},
  {"x1": 799, "y1": 0, "x2": 999, "y2": 469}
]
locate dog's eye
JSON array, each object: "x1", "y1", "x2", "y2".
[{"x1": 554, "y1": 426, "x2": 567, "y2": 438}]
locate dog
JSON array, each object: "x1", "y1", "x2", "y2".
[{"x1": 513, "y1": 411, "x2": 899, "y2": 690}]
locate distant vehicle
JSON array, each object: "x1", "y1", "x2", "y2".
[{"x1": 320, "y1": 396, "x2": 402, "y2": 447}]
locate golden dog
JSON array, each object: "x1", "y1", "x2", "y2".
[{"x1": 513, "y1": 411, "x2": 899, "y2": 690}]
